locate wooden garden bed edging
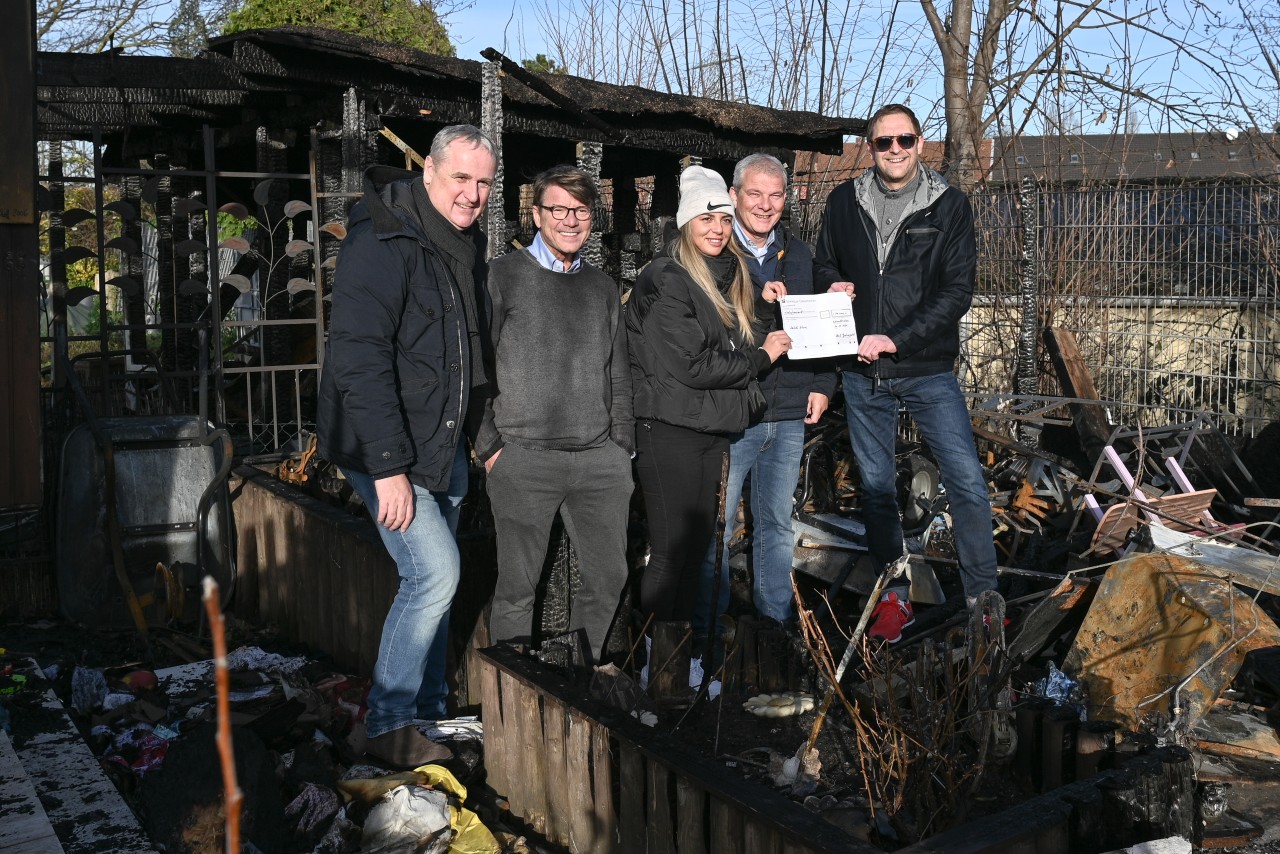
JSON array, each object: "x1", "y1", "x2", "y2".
[{"x1": 477, "y1": 644, "x2": 876, "y2": 854}]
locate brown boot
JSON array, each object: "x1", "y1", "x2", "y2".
[{"x1": 364, "y1": 725, "x2": 453, "y2": 770}]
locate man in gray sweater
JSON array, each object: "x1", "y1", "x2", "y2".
[{"x1": 477, "y1": 165, "x2": 634, "y2": 662}]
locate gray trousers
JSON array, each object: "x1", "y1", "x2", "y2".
[{"x1": 486, "y1": 441, "x2": 634, "y2": 660}]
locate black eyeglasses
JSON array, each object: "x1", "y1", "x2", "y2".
[
  {"x1": 538, "y1": 204, "x2": 593, "y2": 221},
  {"x1": 871, "y1": 133, "x2": 919, "y2": 152}
]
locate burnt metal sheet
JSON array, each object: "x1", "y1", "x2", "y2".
[
  {"x1": 1143, "y1": 524, "x2": 1280, "y2": 596},
  {"x1": 1193, "y1": 706, "x2": 1280, "y2": 763},
  {"x1": 1065, "y1": 553, "x2": 1280, "y2": 734}
]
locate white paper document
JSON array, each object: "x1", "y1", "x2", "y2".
[{"x1": 778, "y1": 293, "x2": 859, "y2": 359}]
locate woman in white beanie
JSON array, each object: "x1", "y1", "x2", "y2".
[{"x1": 626, "y1": 165, "x2": 791, "y2": 675}]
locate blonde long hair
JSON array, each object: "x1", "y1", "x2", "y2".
[{"x1": 670, "y1": 222, "x2": 758, "y2": 344}]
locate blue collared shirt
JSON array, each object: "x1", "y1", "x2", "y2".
[
  {"x1": 732, "y1": 219, "x2": 776, "y2": 264},
  {"x1": 529, "y1": 232, "x2": 582, "y2": 273}
]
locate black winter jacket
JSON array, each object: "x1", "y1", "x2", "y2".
[
  {"x1": 813, "y1": 165, "x2": 976, "y2": 379},
  {"x1": 627, "y1": 256, "x2": 771, "y2": 435},
  {"x1": 739, "y1": 227, "x2": 838, "y2": 421},
  {"x1": 317, "y1": 168, "x2": 479, "y2": 492}
]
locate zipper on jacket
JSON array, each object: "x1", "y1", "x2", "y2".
[
  {"x1": 856, "y1": 206, "x2": 885, "y2": 392},
  {"x1": 413, "y1": 233, "x2": 468, "y2": 447},
  {"x1": 858, "y1": 188, "x2": 946, "y2": 391}
]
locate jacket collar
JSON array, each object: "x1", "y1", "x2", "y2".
[
  {"x1": 359, "y1": 166, "x2": 431, "y2": 244},
  {"x1": 853, "y1": 163, "x2": 950, "y2": 219}
]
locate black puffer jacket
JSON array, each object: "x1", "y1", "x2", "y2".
[
  {"x1": 627, "y1": 256, "x2": 771, "y2": 435},
  {"x1": 814, "y1": 165, "x2": 976, "y2": 378},
  {"x1": 317, "y1": 167, "x2": 475, "y2": 492}
]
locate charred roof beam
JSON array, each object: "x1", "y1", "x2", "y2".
[{"x1": 479, "y1": 47, "x2": 627, "y2": 145}]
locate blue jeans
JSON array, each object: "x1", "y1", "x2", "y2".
[
  {"x1": 695, "y1": 418, "x2": 805, "y2": 637},
  {"x1": 842, "y1": 370, "x2": 998, "y2": 598},
  {"x1": 343, "y1": 443, "x2": 467, "y2": 737}
]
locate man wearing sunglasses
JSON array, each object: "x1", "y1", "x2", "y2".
[
  {"x1": 815, "y1": 104, "x2": 999, "y2": 644},
  {"x1": 477, "y1": 165, "x2": 634, "y2": 663},
  {"x1": 694, "y1": 153, "x2": 837, "y2": 643}
]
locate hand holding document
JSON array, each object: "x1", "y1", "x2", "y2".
[{"x1": 778, "y1": 293, "x2": 858, "y2": 359}]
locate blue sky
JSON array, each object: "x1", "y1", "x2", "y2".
[
  {"x1": 444, "y1": 0, "x2": 548, "y2": 62},
  {"x1": 437, "y1": 1, "x2": 1274, "y2": 136}
]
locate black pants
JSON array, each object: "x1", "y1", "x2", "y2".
[
  {"x1": 486, "y1": 442, "x2": 634, "y2": 660},
  {"x1": 635, "y1": 420, "x2": 729, "y2": 623}
]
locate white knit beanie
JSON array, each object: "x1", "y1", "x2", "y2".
[{"x1": 676, "y1": 165, "x2": 734, "y2": 228}]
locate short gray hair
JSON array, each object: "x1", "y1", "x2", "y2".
[
  {"x1": 429, "y1": 124, "x2": 497, "y2": 164},
  {"x1": 732, "y1": 153, "x2": 788, "y2": 190}
]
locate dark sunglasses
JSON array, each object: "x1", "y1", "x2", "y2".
[{"x1": 871, "y1": 133, "x2": 919, "y2": 152}]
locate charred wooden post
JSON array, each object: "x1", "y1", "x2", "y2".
[
  {"x1": 1040, "y1": 706, "x2": 1080, "y2": 791},
  {"x1": 1014, "y1": 175, "x2": 1040, "y2": 445},
  {"x1": 1014, "y1": 697, "x2": 1051, "y2": 789},
  {"x1": 120, "y1": 174, "x2": 146, "y2": 353},
  {"x1": 46, "y1": 147, "x2": 68, "y2": 361},
  {"x1": 1131, "y1": 752, "x2": 1170, "y2": 841},
  {"x1": 153, "y1": 155, "x2": 177, "y2": 375},
  {"x1": 576, "y1": 141, "x2": 604, "y2": 270},
  {"x1": 619, "y1": 741, "x2": 645, "y2": 854},
  {"x1": 340, "y1": 87, "x2": 372, "y2": 200},
  {"x1": 1098, "y1": 767, "x2": 1139, "y2": 849},
  {"x1": 1158, "y1": 746, "x2": 1195, "y2": 841},
  {"x1": 481, "y1": 59, "x2": 506, "y2": 260},
  {"x1": 541, "y1": 693, "x2": 571, "y2": 843},
  {"x1": 0, "y1": 0, "x2": 41, "y2": 509},
  {"x1": 1063, "y1": 787, "x2": 1103, "y2": 851},
  {"x1": 1075, "y1": 719, "x2": 1118, "y2": 780},
  {"x1": 171, "y1": 177, "x2": 199, "y2": 376}
]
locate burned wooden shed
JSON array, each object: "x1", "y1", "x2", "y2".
[{"x1": 8, "y1": 25, "x2": 860, "y2": 631}]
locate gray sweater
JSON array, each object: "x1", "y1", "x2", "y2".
[{"x1": 476, "y1": 249, "x2": 634, "y2": 460}]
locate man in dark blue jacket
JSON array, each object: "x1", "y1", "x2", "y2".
[
  {"x1": 318, "y1": 125, "x2": 496, "y2": 768},
  {"x1": 695, "y1": 153, "x2": 837, "y2": 639},
  {"x1": 815, "y1": 104, "x2": 998, "y2": 644}
]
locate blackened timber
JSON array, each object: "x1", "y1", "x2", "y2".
[
  {"x1": 481, "y1": 47, "x2": 626, "y2": 143},
  {"x1": 0, "y1": 0, "x2": 39, "y2": 505},
  {"x1": 36, "y1": 51, "x2": 252, "y2": 92},
  {"x1": 39, "y1": 102, "x2": 235, "y2": 135},
  {"x1": 502, "y1": 110, "x2": 803, "y2": 161},
  {"x1": 203, "y1": 27, "x2": 857, "y2": 148},
  {"x1": 897, "y1": 768, "x2": 1135, "y2": 853},
  {"x1": 230, "y1": 40, "x2": 465, "y2": 98},
  {"x1": 478, "y1": 644, "x2": 870, "y2": 852},
  {"x1": 39, "y1": 86, "x2": 251, "y2": 107},
  {"x1": 374, "y1": 96, "x2": 480, "y2": 127}
]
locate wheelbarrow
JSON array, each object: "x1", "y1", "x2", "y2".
[{"x1": 55, "y1": 347, "x2": 234, "y2": 632}]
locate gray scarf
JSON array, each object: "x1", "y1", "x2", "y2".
[{"x1": 411, "y1": 180, "x2": 490, "y2": 388}]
